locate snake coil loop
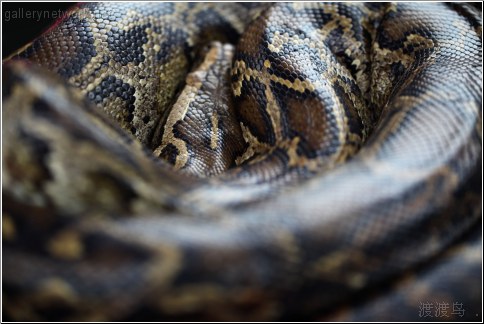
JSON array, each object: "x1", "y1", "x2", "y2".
[{"x1": 2, "y1": 2, "x2": 482, "y2": 321}]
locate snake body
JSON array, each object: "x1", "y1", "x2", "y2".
[{"x1": 2, "y1": 2, "x2": 482, "y2": 321}]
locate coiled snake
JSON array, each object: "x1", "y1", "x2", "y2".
[{"x1": 2, "y1": 2, "x2": 482, "y2": 321}]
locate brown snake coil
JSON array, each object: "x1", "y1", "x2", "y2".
[{"x1": 2, "y1": 2, "x2": 482, "y2": 321}]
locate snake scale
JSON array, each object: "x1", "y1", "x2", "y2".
[{"x1": 2, "y1": 2, "x2": 482, "y2": 321}]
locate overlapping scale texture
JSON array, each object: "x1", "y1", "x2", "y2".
[{"x1": 2, "y1": 2, "x2": 481, "y2": 321}]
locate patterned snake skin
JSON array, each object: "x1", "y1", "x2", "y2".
[{"x1": 2, "y1": 2, "x2": 482, "y2": 321}]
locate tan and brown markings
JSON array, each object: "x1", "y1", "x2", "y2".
[
  {"x1": 154, "y1": 42, "x2": 246, "y2": 176},
  {"x1": 2, "y1": 2, "x2": 482, "y2": 321}
]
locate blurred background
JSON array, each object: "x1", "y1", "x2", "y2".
[{"x1": 2, "y1": 2, "x2": 75, "y2": 59}]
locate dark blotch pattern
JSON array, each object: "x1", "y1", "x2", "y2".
[
  {"x1": 156, "y1": 27, "x2": 191, "y2": 64},
  {"x1": 88, "y1": 76, "x2": 135, "y2": 102},
  {"x1": 57, "y1": 17, "x2": 96, "y2": 78},
  {"x1": 157, "y1": 143, "x2": 179, "y2": 165},
  {"x1": 107, "y1": 24, "x2": 149, "y2": 66},
  {"x1": 87, "y1": 76, "x2": 136, "y2": 120}
]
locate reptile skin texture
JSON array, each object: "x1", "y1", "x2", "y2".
[{"x1": 2, "y1": 2, "x2": 482, "y2": 321}]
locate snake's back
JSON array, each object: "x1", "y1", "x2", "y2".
[{"x1": 2, "y1": 2, "x2": 482, "y2": 321}]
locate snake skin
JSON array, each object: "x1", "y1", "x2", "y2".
[{"x1": 2, "y1": 2, "x2": 482, "y2": 321}]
